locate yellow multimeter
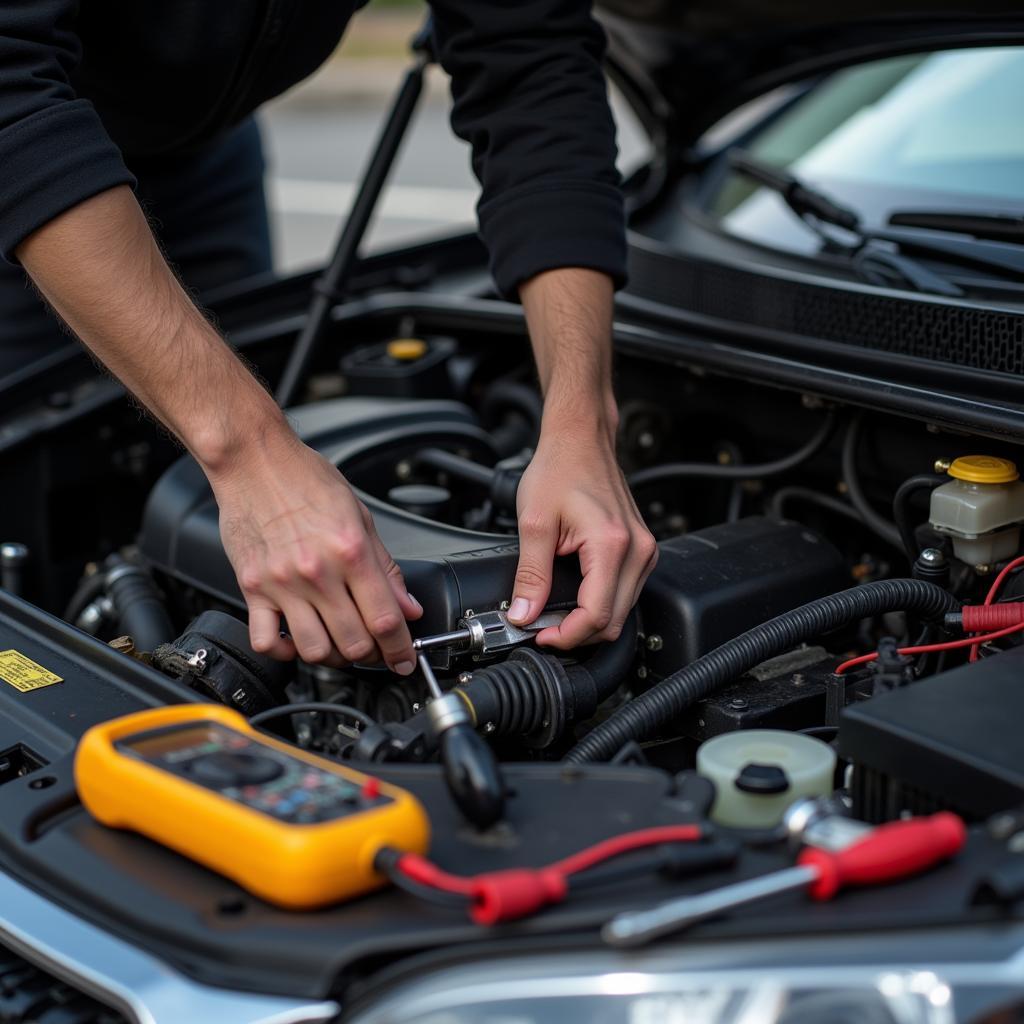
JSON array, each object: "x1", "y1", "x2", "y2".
[{"x1": 75, "y1": 704, "x2": 430, "y2": 910}]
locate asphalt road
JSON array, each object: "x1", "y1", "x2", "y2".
[{"x1": 262, "y1": 79, "x2": 648, "y2": 272}]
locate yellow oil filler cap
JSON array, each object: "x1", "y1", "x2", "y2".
[
  {"x1": 947, "y1": 455, "x2": 1020, "y2": 484},
  {"x1": 386, "y1": 338, "x2": 428, "y2": 362}
]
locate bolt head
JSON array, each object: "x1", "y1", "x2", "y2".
[
  {"x1": 919, "y1": 547, "x2": 946, "y2": 566},
  {"x1": 636, "y1": 665, "x2": 648, "y2": 680},
  {"x1": 934, "y1": 457, "x2": 952, "y2": 474},
  {"x1": 729, "y1": 697, "x2": 748, "y2": 710},
  {"x1": 976, "y1": 563, "x2": 993, "y2": 575},
  {"x1": 457, "y1": 672, "x2": 473, "y2": 685},
  {"x1": 645, "y1": 634, "x2": 663, "y2": 652}
]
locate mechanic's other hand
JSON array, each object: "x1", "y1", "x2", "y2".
[
  {"x1": 507, "y1": 429, "x2": 657, "y2": 649},
  {"x1": 212, "y1": 436, "x2": 422, "y2": 673}
]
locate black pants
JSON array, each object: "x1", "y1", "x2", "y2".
[{"x1": 0, "y1": 117, "x2": 273, "y2": 376}]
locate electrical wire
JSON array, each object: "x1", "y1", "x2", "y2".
[
  {"x1": 378, "y1": 862, "x2": 470, "y2": 910},
  {"x1": 840, "y1": 415, "x2": 902, "y2": 549},
  {"x1": 834, "y1": 621, "x2": 1024, "y2": 675},
  {"x1": 628, "y1": 412, "x2": 835, "y2": 489},
  {"x1": 248, "y1": 702, "x2": 376, "y2": 731},
  {"x1": 392, "y1": 825, "x2": 706, "y2": 924},
  {"x1": 969, "y1": 554, "x2": 1024, "y2": 663}
]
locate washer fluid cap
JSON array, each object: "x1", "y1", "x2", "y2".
[
  {"x1": 948, "y1": 455, "x2": 1019, "y2": 485},
  {"x1": 697, "y1": 729, "x2": 835, "y2": 829},
  {"x1": 386, "y1": 338, "x2": 428, "y2": 361}
]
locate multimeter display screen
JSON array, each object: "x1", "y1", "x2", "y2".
[{"x1": 118, "y1": 722, "x2": 388, "y2": 825}]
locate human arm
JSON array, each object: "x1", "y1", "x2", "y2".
[
  {"x1": 430, "y1": 1, "x2": 656, "y2": 644},
  {"x1": 509, "y1": 267, "x2": 657, "y2": 647},
  {"x1": 17, "y1": 186, "x2": 422, "y2": 673}
]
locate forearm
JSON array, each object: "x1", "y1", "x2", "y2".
[
  {"x1": 16, "y1": 185, "x2": 293, "y2": 479},
  {"x1": 519, "y1": 267, "x2": 618, "y2": 442}
]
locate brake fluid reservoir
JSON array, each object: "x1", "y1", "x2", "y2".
[
  {"x1": 697, "y1": 730, "x2": 835, "y2": 829},
  {"x1": 929, "y1": 456, "x2": 1024, "y2": 569}
]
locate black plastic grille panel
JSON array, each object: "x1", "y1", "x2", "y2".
[
  {"x1": 0, "y1": 945, "x2": 125, "y2": 1024},
  {"x1": 626, "y1": 243, "x2": 1024, "y2": 375}
]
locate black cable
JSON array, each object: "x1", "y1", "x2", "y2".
[
  {"x1": 379, "y1": 863, "x2": 470, "y2": 911},
  {"x1": 564, "y1": 579, "x2": 959, "y2": 763},
  {"x1": 768, "y1": 486, "x2": 865, "y2": 527},
  {"x1": 840, "y1": 415, "x2": 902, "y2": 548},
  {"x1": 628, "y1": 412, "x2": 835, "y2": 489},
  {"x1": 893, "y1": 473, "x2": 946, "y2": 562},
  {"x1": 248, "y1": 702, "x2": 376, "y2": 731}
]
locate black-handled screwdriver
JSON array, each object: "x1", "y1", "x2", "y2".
[{"x1": 417, "y1": 653, "x2": 505, "y2": 829}]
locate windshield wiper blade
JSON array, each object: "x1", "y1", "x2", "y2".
[
  {"x1": 726, "y1": 150, "x2": 1024, "y2": 293},
  {"x1": 889, "y1": 210, "x2": 1024, "y2": 245},
  {"x1": 728, "y1": 150, "x2": 860, "y2": 232},
  {"x1": 727, "y1": 150, "x2": 961, "y2": 295}
]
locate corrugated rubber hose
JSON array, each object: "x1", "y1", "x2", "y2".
[{"x1": 564, "y1": 579, "x2": 959, "y2": 763}]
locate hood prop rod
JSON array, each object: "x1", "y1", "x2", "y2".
[{"x1": 275, "y1": 18, "x2": 435, "y2": 408}]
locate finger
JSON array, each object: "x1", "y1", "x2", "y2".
[
  {"x1": 279, "y1": 597, "x2": 343, "y2": 667},
  {"x1": 341, "y1": 544, "x2": 416, "y2": 675},
  {"x1": 368, "y1": 527, "x2": 423, "y2": 621},
  {"x1": 538, "y1": 533, "x2": 627, "y2": 649},
  {"x1": 630, "y1": 536, "x2": 660, "y2": 609},
  {"x1": 316, "y1": 585, "x2": 382, "y2": 667},
  {"x1": 509, "y1": 512, "x2": 559, "y2": 625},
  {"x1": 247, "y1": 601, "x2": 295, "y2": 660}
]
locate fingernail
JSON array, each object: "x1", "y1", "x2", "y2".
[
  {"x1": 394, "y1": 660, "x2": 415, "y2": 677},
  {"x1": 508, "y1": 597, "x2": 530, "y2": 622},
  {"x1": 407, "y1": 591, "x2": 422, "y2": 612}
]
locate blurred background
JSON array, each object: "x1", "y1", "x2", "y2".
[{"x1": 262, "y1": 0, "x2": 647, "y2": 273}]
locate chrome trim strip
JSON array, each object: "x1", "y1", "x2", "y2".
[{"x1": 0, "y1": 871, "x2": 338, "y2": 1024}]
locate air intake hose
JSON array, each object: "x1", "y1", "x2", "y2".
[
  {"x1": 564, "y1": 579, "x2": 959, "y2": 764},
  {"x1": 440, "y1": 609, "x2": 639, "y2": 750}
]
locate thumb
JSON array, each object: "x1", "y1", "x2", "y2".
[{"x1": 509, "y1": 514, "x2": 557, "y2": 624}]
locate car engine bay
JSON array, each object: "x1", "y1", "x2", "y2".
[{"x1": 2, "y1": 306, "x2": 1024, "y2": 1010}]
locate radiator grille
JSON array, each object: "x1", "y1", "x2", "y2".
[
  {"x1": 626, "y1": 244, "x2": 1024, "y2": 375},
  {"x1": 0, "y1": 945, "x2": 125, "y2": 1024}
]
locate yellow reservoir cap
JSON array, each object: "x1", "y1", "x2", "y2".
[
  {"x1": 948, "y1": 455, "x2": 1020, "y2": 484},
  {"x1": 386, "y1": 338, "x2": 428, "y2": 361}
]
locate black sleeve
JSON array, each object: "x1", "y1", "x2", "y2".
[
  {"x1": 429, "y1": 0, "x2": 626, "y2": 298},
  {"x1": 0, "y1": 0, "x2": 134, "y2": 262}
]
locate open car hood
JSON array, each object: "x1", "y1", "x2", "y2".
[{"x1": 596, "y1": 0, "x2": 1024, "y2": 150}]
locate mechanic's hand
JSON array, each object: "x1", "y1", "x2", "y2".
[
  {"x1": 213, "y1": 438, "x2": 422, "y2": 673},
  {"x1": 507, "y1": 429, "x2": 658, "y2": 649}
]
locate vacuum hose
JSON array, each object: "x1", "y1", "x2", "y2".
[{"x1": 564, "y1": 579, "x2": 959, "y2": 764}]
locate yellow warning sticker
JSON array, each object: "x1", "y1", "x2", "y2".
[{"x1": 0, "y1": 650, "x2": 62, "y2": 692}]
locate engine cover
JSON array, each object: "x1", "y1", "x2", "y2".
[
  {"x1": 140, "y1": 397, "x2": 847, "y2": 665},
  {"x1": 139, "y1": 398, "x2": 581, "y2": 652}
]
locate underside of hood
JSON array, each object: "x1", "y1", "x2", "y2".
[{"x1": 597, "y1": 0, "x2": 1024, "y2": 150}]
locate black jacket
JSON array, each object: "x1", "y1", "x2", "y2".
[{"x1": 0, "y1": 1, "x2": 625, "y2": 297}]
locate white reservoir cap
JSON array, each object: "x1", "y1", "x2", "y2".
[{"x1": 697, "y1": 729, "x2": 836, "y2": 829}]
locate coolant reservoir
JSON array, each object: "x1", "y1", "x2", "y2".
[
  {"x1": 929, "y1": 456, "x2": 1024, "y2": 569},
  {"x1": 697, "y1": 730, "x2": 836, "y2": 829}
]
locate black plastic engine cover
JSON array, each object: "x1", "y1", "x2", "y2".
[
  {"x1": 841, "y1": 645, "x2": 1024, "y2": 823},
  {"x1": 639, "y1": 517, "x2": 848, "y2": 674},
  {"x1": 139, "y1": 398, "x2": 580, "y2": 649}
]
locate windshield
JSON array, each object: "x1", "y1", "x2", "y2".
[{"x1": 705, "y1": 47, "x2": 1024, "y2": 255}]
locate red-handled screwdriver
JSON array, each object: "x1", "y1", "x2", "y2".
[{"x1": 602, "y1": 811, "x2": 966, "y2": 948}]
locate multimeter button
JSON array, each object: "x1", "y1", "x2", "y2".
[{"x1": 189, "y1": 752, "x2": 284, "y2": 788}]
